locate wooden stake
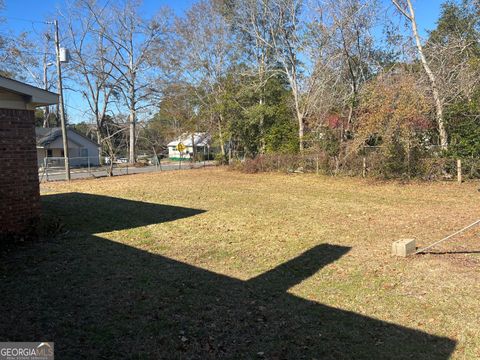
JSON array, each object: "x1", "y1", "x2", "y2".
[{"x1": 457, "y1": 159, "x2": 462, "y2": 183}]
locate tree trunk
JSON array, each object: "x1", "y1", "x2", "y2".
[
  {"x1": 217, "y1": 114, "x2": 226, "y2": 158},
  {"x1": 297, "y1": 110, "x2": 304, "y2": 152},
  {"x1": 346, "y1": 81, "x2": 357, "y2": 130},
  {"x1": 228, "y1": 136, "x2": 233, "y2": 164},
  {"x1": 403, "y1": 0, "x2": 448, "y2": 149},
  {"x1": 291, "y1": 77, "x2": 304, "y2": 153},
  {"x1": 43, "y1": 109, "x2": 50, "y2": 128},
  {"x1": 129, "y1": 111, "x2": 136, "y2": 163},
  {"x1": 128, "y1": 64, "x2": 137, "y2": 163},
  {"x1": 259, "y1": 96, "x2": 265, "y2": 154},
  {"x1": 105, "y1": 137, "x2": 115, "y2": 177},
  {"x1": 191, "y1": 133, "x2": 197, "y2": 161},
  {"x1": 96, "y1": 129, "x2": 103, "y2": 165},
  {"x1": 258, "y1": 58, "x2": 266, "y2": 154}
]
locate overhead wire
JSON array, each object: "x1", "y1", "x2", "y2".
[{"x1": 1, "y1": 15, "x2": 50, "y2": 25}]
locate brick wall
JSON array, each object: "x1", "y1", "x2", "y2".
[{"x1": 0, "y1": 108, "x2": 40, "y2": 239}]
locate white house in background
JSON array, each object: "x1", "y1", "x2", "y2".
[
  {"x1": 36, "y1": 127, "x2": 100, "y2": 168},
  {"x1": 167, "y1": 133, "x2": 212, "y2": 161}
]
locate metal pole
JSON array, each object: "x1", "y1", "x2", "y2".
[
  {"x1": 53, "y1": 19, "x2": 70, "y2": 181},
  {"x1": 43, "y1": 33, "x2": 51, "y2": 128}
]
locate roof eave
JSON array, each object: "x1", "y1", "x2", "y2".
[{"x1": 0, "y1": 76, "x2": 59, "y2": 107}]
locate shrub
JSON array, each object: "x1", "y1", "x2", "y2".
[{"x1": 234, "y1": 150, "x2": 480, "y2": 181}]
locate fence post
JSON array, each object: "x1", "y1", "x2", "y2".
[
  {"x1": 44, "y1": 157, "x2": 49, "y2": 181},
  {"x1": 362, "y1": 157, "x2": 367, "y2": 178},
  {"x1": 88, "y1": 157, "x2": 90, "y2": 175},
  {"x1": 457, "y1": 159, "x2": 462, "y2": 183}
]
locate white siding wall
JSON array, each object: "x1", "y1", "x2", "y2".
[
  {"x1": 68, "y1": 131, "x2": 100, "y2": 165},
  {"x1": 168, "y1": 146, "x2": 208, "y2": 159},
  {"x1": 169, "y1": 146, "x2": 192, "y2": 159},
  {"x1": 37, "y1": 130, "x2": 100, "y2": 167}
]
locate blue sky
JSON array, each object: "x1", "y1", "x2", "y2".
[
  {"x1": 1, "y1": 0, "x2": 447, "y2": 123},
  {"x1": 3, "y1": 0, "x2": 444, "y2": 33}
]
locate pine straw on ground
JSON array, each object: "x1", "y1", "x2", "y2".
[{"x1": 2, "y1": 168, "x2": 479, "y2": 358}]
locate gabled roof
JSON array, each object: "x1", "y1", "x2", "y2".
[
  {"x1": 167, "y1": 133, "x2": 210, "y2": 147},
  {"x1": 36, "y1": 128, "x2": 63, "y2": 147},
  {"x1": 36, "y1": 127, "x2": 98, "y2": 148},
  {"x1": 0, "y1": 76, "x2": 58, "y2": 108}
]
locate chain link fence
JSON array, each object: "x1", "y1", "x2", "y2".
[
  {"x1": 38, "y1": 156, "x2": 215, "y2": 182},
  {"x1": 234, "y1": 151, "x2": 480, "y2": 181}
]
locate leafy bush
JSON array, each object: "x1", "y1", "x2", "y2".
[
  {"x1": 234, "y1": 149, "x2": 480, "y2": 181},
  {"x1": 445, "y1": 99, "x2": 480, "y2": 158}
]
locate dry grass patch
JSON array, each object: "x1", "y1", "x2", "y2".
[{"x1": 1, "y1": 168, "x2": 479, "y2": 358}]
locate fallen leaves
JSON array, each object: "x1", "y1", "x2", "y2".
[{"x1": 39, "y1": 168, "x2": 480, "y2": 358}]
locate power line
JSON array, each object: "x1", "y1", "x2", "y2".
[
  {"x1": 0, "y1": 32, "x2": 56, "y2": 56},
  {"x1": 65, "y1": 103, "x2": 86, "y2": 113},
  {"x1": 1, "y1": 15, "x2": 50, "y2": 25}
]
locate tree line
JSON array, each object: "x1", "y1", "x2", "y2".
[{"x1": 1, "y1": 0, "x2": 480, "y2": 178}]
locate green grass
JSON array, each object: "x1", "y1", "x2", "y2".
[{"x1": 1, "y1": 168, "x2": 479, "y2": 358}]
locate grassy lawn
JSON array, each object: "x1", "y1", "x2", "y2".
[{"x1": 1, "y1": 168, "x2": 480, "y2": 358}]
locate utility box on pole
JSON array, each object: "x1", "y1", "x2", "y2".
[{"x1": 59, "y1": 48, "x2": 70, "y2": 63}]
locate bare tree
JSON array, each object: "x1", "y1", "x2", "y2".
[
  {"x1": 0, "y1": 10, "x2": 57, "y2": 126},
  {"x1": 425, "y1": 2, "x2": 480, "y2": 110},
  {"x1": 93, "y1": 0, "x2": 170, "y2": 164},
  {"x1": 323, "y1": 0, "x2": 378, "y2": 130},
  {"x1": 268, "y1": 0, "x2": 307, "y2": 151},
  {"x1": 226, "y1": 0, "x2": 281, "y2": 153},
  {"x1": 427, "y1": 37, "x2": 480, "y2": 106},
  {"x1": 233, "y1": 0, "x2": 342, "y2": 152},
  {"x1": 103, "y1": 114, "x2": 129, "y2": 176},
  {"x1": 392, "y1": 0, "x2": 448, "y2": 149},
  {"x1": 63, "y1": 0, "x2": 121, "y2": 167},
  {"x1": 170, "y1": 0, "x2": 236, "y2": 158},
  {"x1": 42, "y1": 32, "x2": 56, "y2": 128}
]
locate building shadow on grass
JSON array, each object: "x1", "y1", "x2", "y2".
[
  {"x1": 40, "y1": 192, "x2": 207, "y2": 234},
  {"x1": 0, "y1": 193, "x2": 456, "y2": 359}
]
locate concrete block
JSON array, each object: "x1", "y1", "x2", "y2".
[{"x1": 392, "y1": 239, "x2": 416, "y2": 257}]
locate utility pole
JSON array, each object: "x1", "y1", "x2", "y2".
[
  {"x1": 43, "y1": 32, "x2": 51, "y2": 128},
  {"x1": 53, "y1": 19, "x2": 71, "y2": 180}
]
